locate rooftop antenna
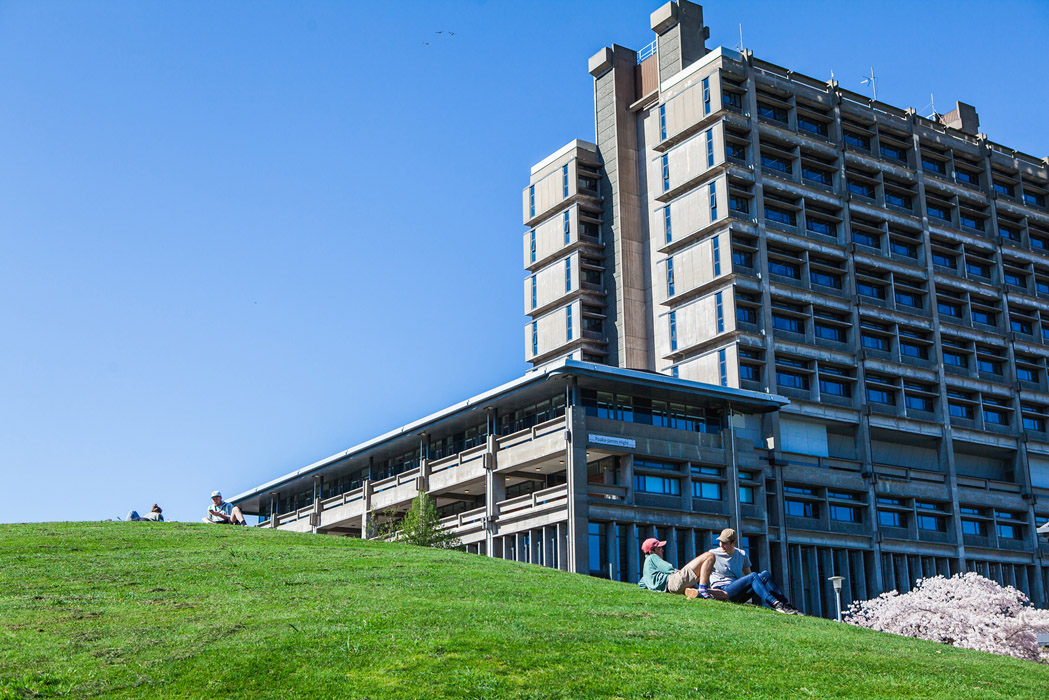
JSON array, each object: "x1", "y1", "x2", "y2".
[
  {"x1": 736, "y1": 23, "x2": 744, "y2": 53},
  {"x1": 860, "y1": 66, "x2": 878, "y2": 101}
]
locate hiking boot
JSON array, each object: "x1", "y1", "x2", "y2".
[{"x1": 772, "y1": 601, "x2": 802, "y2": 615}]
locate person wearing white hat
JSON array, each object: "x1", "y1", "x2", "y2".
[{"x1": 202, "y1": 490, "x2": 247, "y2": 526}]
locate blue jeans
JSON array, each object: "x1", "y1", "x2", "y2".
[{"x1": 715, "y1": 570, "x2": 788, "y2": 607}]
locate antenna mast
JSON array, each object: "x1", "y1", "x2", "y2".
[{"x1": 860, "y1": 66, "x2": 878, "y2": 101}]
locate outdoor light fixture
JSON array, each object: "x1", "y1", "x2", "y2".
[{"x1": 827, "y1": 576, "x2": 845, "y2": 622}]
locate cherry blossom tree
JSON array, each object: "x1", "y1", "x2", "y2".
[{"x1": 845, "y1": 572, "x2": 1049, "y2": 663}]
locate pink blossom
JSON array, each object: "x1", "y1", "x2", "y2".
[{"x1": 845, "y1": 572, "x2": 1049, "y2": 663}]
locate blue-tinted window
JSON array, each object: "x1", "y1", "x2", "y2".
[
  {"x1": 718, "y1": 348, "x2": 727, "y2": 387},
  {"x1": 816, "y1": 324, "x2": 845, "y2": 343},
  {"x1": 669, "y1": 311, "x2": 677, "y2": 350},
  {"x1": 566, "y1": 305, "x2": 573, "y2": 340},
  {"x1": 843, "y1": 132, "x2": 869, "y2": 150},
  {"x1": 709, "y1": 182, "x2": 718, "y2": 221},
  {"x1": 922, "y1": 157, "x2": 946, "y2": 174},
  {"x1": 927, "y1": 204, "x2": 949, "y2": 220},
  {"x1": 529, "y1": 186, "x2": 535, "y2": 217},
  {"x1": 943, "y1": 351, "x2": 966, "y2": 367},
  {"x1": 862, "y1": 334, "x2": 888, "y2": 351},
  {"x1": 890, "y1": 241, "x2": 917, "y2": 257},
  {"x1": 993, "y1": 182, "x2": 1013, "y2": 196},
  {"x1": 723, "y1": 92, "x2": 742, "y2": 110},
  {"x1": 997, "y1": 523, "x2": 1019, "y2": 539},
  {"x1": 938, "y1": 302, "x2": 961, "y2": 318},
  {"x1": 853, "y1": 230, "x2": 879, "y2": 248},
  {"x1": 702, "y1": 77, "x2": 711, "y2": 115},
  {"x1": 739, "y1": 485, "x2": 755, "y2": 504},
  {"x1": 811, "y1": 270, "x2": 841, "y2": 288},
  {"x1": 1024, "y1": 192, "x2": 1045, "y2": 207},
  {"x1": 785, "y1": 499, "x2": 816, "y2": 518},
  {"x1": 530, "y1": 276, "x2": 537, "y2": 309},
  {"x1": 664, "y1": 207, "x2": 672, "y2": 243},
  {"x1": 797, "y1": 117, "x2": 827, "y2": 136},
  {"x1": 949, "y1": 402, "x2": 973, "y2": 419},
  {"x1": 531, "y1": 321, "x2": 538, "y2": 356},
  {"x1": 706, "y1": 129, "x2": 715, "y2": 167},
  {"x1": 661, "y1": 154, "x2": 669, "y2": 192},
  {"x1": 562, "y1": 164, "x2": 569, "y2": 197},
  {"x1": 565, "y1": 259, "x2": 572, "y2": 293},
  {"x1": 895, "y1": 291, "x2": 921, "y2": 308},
  {"x1": 802, "y1": 167, "x2": 830, "y2": 185},
  {"x1": 666, "y1": 257, "x2": 675, "y2": 296},
  {"x1": 761, "y1": 154, "x2": 791, "y2": 174},
  {"x1": 932, "y1": 252, "x2": 954, "y2": 267},
  {"x1": 878, "y1": 510, "x2": 903, "y2": 527},
  {"x1": 880, "y1": 144, "x2": 906, "y2": 162},
  {"x1": 866, "y1": 387, "x2": 894, "y2": 405},
  {"x1": 962, "y1": 520, "x2": 987, "y2": 536},
  {"x1": 857, "y1": 281, "x2": 885, "y2": 299},
  {"x1": 772, "y1": 314, "x2": 802, "y2": 333},
  {"x1": 757, "y1": 103, "x2": 787, "y2": 123},
  {"x1": 830, "y1": 505, "x2": 858, "y2": 522},
  {"x1": 905, "y1": 395, "x2": 933, "y2": 412},
  {"x1": 955, "y1": 169, "x2": 978, "y2": 185},
  {"x1": 820, "y1": 378, "x2": 849, "y2": 396},
  {"x1": 971, "y1": 310, "x2": 995, "y2": 326},
  {"x1": 529, "y1": 230, "x2": 536, "y2": 263},
  {"x1": 768, "y1": 260, "x2": 799, "y2": 278},
  {"x1": 777, "y1": 370, "x2": 808, "y2": 390},
  {"x1": 848, "y1": 181, "x2": 874, "y2": 198},
  {"x1": 712, "y1": 234, "x2": 721, "y2": 275},
  {"x1": 807, "y1": 218, "x2": 835, "y2": 236},
  {"x1": 765, "y1": 206, "x2": 796, "y2": 227},
  {"x1": 1023, "y1": 415, "x2": 1045, "y2": 431},
  {"x1": 693, "y1": 480, "x2": 721, "y2": 500},
  {"x1": 658, "y1": 104, "x2": 666, "y2": 140},
  {"x1": 917, "y1": 515, "x2": 945, "y2": 531},
  {"x1": 634, "y1": 474, "x2": 680, "y2": 495},
  {"x1": 715, "y1": 292, "x2": 724, "y2": 333},
  {"x1": 960, "y1": 215, "x2": 984, "y2": 231},
  {"x1": 563, "y1": 211, "x2": 571, "y2": 245},
  {"x1": 886, "y1": 192, "x2": 910, "y2": 209},
  {"x1": 1011, "y1": 320, "x2": 1032, "y2": 335}
]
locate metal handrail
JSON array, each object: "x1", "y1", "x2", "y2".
[{"x1": 637, "y1": 39, "x2": 657, "y2": 64}]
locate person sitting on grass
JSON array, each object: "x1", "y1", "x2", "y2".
[
  {"x1": 695, "y1": 528, "x2": 801, "y2": 614},
  {"x1": 202, "y1": 491, "x2": 248, "y2": 526},
  {"x1": 141, "y1": 504, "x2": 164, "y2": 522},
  {"x1": 638, "y1": 537, "x2": 727, "y2": 598}
]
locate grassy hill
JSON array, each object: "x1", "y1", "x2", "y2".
[{"x1": 1, "y1": 523, "x2": 1047, "y2": 699}]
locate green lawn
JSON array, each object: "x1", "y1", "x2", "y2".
[{"x1": 1, "y1": 522, "x2": 1046, "y2": 699}]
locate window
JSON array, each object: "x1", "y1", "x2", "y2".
[
  {"x1": 820, "y1": 377, "x2": 850, "y2": 396},
  {"x1": 566, "y1": 306, "x2": 573, "y2": 341},
  {"x1": 917, "y1": 515, "x2": 945, "y2": 531},
  {"x1": 729, "y1": 195, "x2": 749, "y2": 214},
  {"x1": 889, "y1": 240, "x2": 917, "y2": 257},
  {"x1": 785, "y1": 500, "x2": 817, "y2": 518},
  {"x1": 861, "y1": 334, "x2": 888, "y2": 351},
  {"x1": 802, "y1": 167, "x2": 830, "y2": 185},
  {"x1": 878, "y1": 510, "x2": 903, "y2": 527},
  {"x1": 983, "y1": 408, "x2": 1008, "y2": 425},
  {"x1": 565, "y1": 259, "x2": 572, "y2": 293},
  {"x1": 816, "y1": 323, "x2": 845, "y2": 343},
  {"x1": 666, "y1": 257, "x2": 675, "y2": 297},
  {"x1": 664, "y1": 206, "x2": 672, "y2": 243},
  {"x1": 702, "y1": 77, "x2": 711, "y2": 115},
  {"x1": 739, "y1": 364, "x2": 759, "y2": 381},
  {"x1": 669, "y1": 311, "x2": 677, "y2": 351},
  {"x1": 1011, "y1": 319, "x2": 1032, "y2": 335},
  {"x1": 960, "y1": 215, "x2": 984, "y2": 231},
  {"x1": 736, "y1": 306, "x2": 756, "y2": 324},
  {"x1": 726, "y1": 142, "x2": 746, "y2": 160},
  {"x1": 634, "y1": 474, "x2": 680, "y2": 495},
  {"x1": 843, "y1": 132, "x2": 869, "y2": 150},
  {"x1": 531, "y1": 321, "x2": 538, "y2": 356},
  {"x1": 797, "y1": 117, "x2": 827, "y2": 136},
  {"x1": 1018, "y1": 367, "x2": 1036, "y2": 382},
  {"x1": 1024, "y1": 416, "x2": 1045, "y2": 431},
  {"x1": 776, "y1": 370, "x2": 809, "y2": 390},
  {"x1": 706, "y1": 129, "x2": 715, "y2": 167},
  {"x1": 943, "y1": 350, "x2": 967, "y2": 367},
  {"x1": 1024, "y1": 192, "x2": 1045, "y2": 207},
  {"x1": 757, "y1": 103, "x2": 787, "y2": 123},
  {"x1": 971, "y1": 310, "x2": 995, "y2": 326},
  {"x1": 997, "y1": 523, "x2": 1019, "y2": 539},
  {"x1": 905, "y1": 395, "x2": 933, "y2": 412},
  {"x1": 949, "y1": 402, "x2": 974, "y2": 419},
  {"x1": 739, "y1": 485, "x2": 755, "y2": 504},
  {"x1": 886, "y1": 192, "x2": 911, "y2": 209},
  {"x1": 880, "y1": 144, "x2": 906, "y2": 162},
  {"x1": 848, "y1": 181, "x2": 875, "y2": 198},
  {"x1": 772, "y1": 314, "x2": 803, "y2": 333},
  {"x1": 768, "y1": 260, "x2": 800, "y2": 278},
  {"x1": 857, "y1": 281, "x2": 885, "y2": 299},
  {"x1": 922, "y1": 157, "x2": 945, "y2": 175},
  {"x1": 661, "y1": 154, "x2": 669, "y2": 192},
  {"x1": 530, "y1": 276, "x2": 537, "y2": 309},
  {"x1": 807, "y1": 218, "x2": 835, "y2": 236},
  {"x1": 715, "y1": 292, "x2": 724, "y2": 333},
  {"x1": 723, "y1": 91, "x2": 742, "y2": 110},
  {"x1": 562, "y1": 164, "x2": 569, "y2": 198},
  {"x1": 718, "y1": 348, "x2": 727, "y2": 387},
  {"x1": 966, "y1": 261, "x2": 989, "y2": 277},
  {"x1": 900, "y1": 342, "x2": 928, "y2": 359},
  {"x1": 693, "y1": 480, "x2": 721, "y2": 500},
  {"x1": 878, "y1": 497, "x2": 902, "y2": 506},
  {"x1": 709, "y1": 182, "x2": 718, "y2": 221},
  {"x1": 927, "y1": 204, "x2": 949, "y2": 221},
  {"x1": 830, "y1": 505, "x2": 858, "y2": 522},
  {"x1": 894, "y1": 291, "x2": 921, "y2": 308},
  {"x1": 529, "y1": 230, "x2": 536, "y2": 263},
  {"x1": 563, "y1": 211, "x2": 570, "y2": 245},
  {"x1": 993, "y1": 181, "x2": 1013, "y2": 197},
  {"x1": 866, "y1": 387, "x2": 895, "y2": 405},
  {"x1": 712, "y1": 235, "x2": 721, "y2": 275},
  {"x1": 938, "y1": 302, "x2": 961, "y2": 318},
  {"x1": 853, "y1": 230, "x2": 879, "y2": 248},
  {"x1": 962, "y1": 520, "x2": 987, "y2": 537},
  {"x1": 765, "y1": 206, "x2": 796, "y2": 227},
  {"x1": 811, "y1": 270, "x2": 841, "y2": 289},
  {"x1": 733, "y1": 250, "x2": 753, "y2": 268},
  {"x1": 956, "y1": 169, "x2": 978, "y2": 185},
  {"x1": 1004, "y1": 272, "x2": 1023, "y2": 287},
  {"x1": 529, "y1": 185, "x2": 535, "y2": 218},
  {"x1": 932, "y1": 252, "x2": 954, "y2": 267},
  {"x1": 659, "y1": 104, "x2": 666, "y2": 140},
  {"x1": 761, "y1": 154, "x2": 792, "y2": 174},
  {"x1": 1000, "y1": 226, "x2": 1020, "y2": 241}
]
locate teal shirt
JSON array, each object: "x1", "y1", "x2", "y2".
[{"x1": 641, "y1": 553, "x2": 675, "y2": 592}]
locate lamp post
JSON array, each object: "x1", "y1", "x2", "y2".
[{"x1": 827, "y1": 576, "x2": 845, "y2": 622}]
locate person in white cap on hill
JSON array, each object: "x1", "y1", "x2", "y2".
[
  {"x1": 202, "y1": 490, "x2": 248, "y2": 526},
  {"x1": 696, "y1": 528, "x2": 801, "y2": 614},
  {"x1": 638, "y1": 536, "x2": 723, "y2": 597}
]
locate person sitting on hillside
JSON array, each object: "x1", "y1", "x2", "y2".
[
  {"x1": 203, "y1": 491, "x2": 248, "y2": 526},
  {"x1": 695, "y1": 528, "x2": 801, "y2": 614},
  {"x1": 638, "y1": 537, "x2": 727, "y2": 598},
  {"x1": 141, "y1": 504, "x2": 164, "y2": 522}
]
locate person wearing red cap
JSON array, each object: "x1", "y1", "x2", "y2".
[{"x1": 638, "y1": 536, "x2": 711, "y2": 595}]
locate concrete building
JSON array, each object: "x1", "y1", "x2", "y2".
[
  {"x1": 233, "y1": 1, "x2": 1049, "y2": 617},
  {"x1": 523, "y1": 1, "x2": 1049, "y2": 609}
]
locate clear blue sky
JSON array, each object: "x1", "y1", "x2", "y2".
[{"x1": 2, "y1": 1, "x2": 1046, "y2": 524}]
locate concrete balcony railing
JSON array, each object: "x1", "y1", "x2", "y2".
[
  {"x1": 956, "y1": 476, "x2": 1022, "y2": 494},
  {"x1": 439, "y1": 506, "x2": 486, "y2": 536}
]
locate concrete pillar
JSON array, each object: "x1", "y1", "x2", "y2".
[
  {"x1": 681, "y1": 461, "x2": 693, "y2": 514},
  {"x1": 622, "y1": 454, "x2": 635, "y2": 505},
  {"x1": 627, "y1": 523, "x2": 640, "y2": 582},
  {"x1": 726, "y1": 406, "x2": 741, "y2": 536},
  {"x1": 684, "y1": 527, "x2": 696, "y2": 562},
  {"x1": 667, "y1": 527, "x2": 679, "y2": 568},
  {"x1": 557, "y1": 521, "x2": 568, "y2": 571},
  {"x1": 565, "y1": 402, "x2": 590, "y2": 574},
  {"x1": 418, "y1": 434, "x2": 430, "y2": 493},
  {"x1": 361, "y1": 479, "x2": 375, "y2": 539},
  {"x1": 606, "y1": 521, "x2": 618, "y2": 580}
]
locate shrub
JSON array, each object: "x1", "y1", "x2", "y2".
[
  {"x1": 845, "y1": 572, "x2": 1049, "y2": 663},
  {"x1": 379, "y1": 491, "x2": 462, "y2": 550}
]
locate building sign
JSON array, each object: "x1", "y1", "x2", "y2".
[{"x1": 589, "y1": 434, "x2": 636, "y2": 449}]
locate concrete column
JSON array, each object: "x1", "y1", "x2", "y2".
[
  {"x1": 667, "y1": 527, "x2": 679, "y2": 568},
  {"x1": 627, "y1": 523, "x2": 640, "y2": 582},
  {"x1": 418, "y1": 434, "x2": 430, "y2": 493},
  {"x1": 269, "y1": 493, "x2": 278, "y2": 529},
  {"x1": 484, "y1": 468, "x2": 506, "y2": 559},
  {"x1": 565, "y1": 403, "x2": 590, "y2": 574},
  {"x1": 726, "y1": 406, "x2": 741, "y2": 536},
  {"x1": 361, "y1": 479, "x2": 375, "y2": 539},
  {"x1": 684, "y1": 527, "x2": 696, "y2": 562},
  {"x1": 622, "y1": 454, "x2": 635, "y2": 505},
  {"x1": 606, "y1": 521, "x2": 618, "y2": 580},
  {"x1": 557, "y1": 521, "x2": 568, "y2": 571},
  {"x1": 681, "y1": 461, "x2": 693, "y2": 513}
]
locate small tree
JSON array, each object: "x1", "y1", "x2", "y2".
[
  {"x1": 380, "y1": 491, "x2": 461, "y2": 550},
  {"x1": 846, "y1": 572, "x2": 1049, "y2": 664}
]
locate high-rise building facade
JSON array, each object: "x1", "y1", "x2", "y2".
[{"x1": 524, "y1": 1, "x2": 1049, "y2": 607}]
